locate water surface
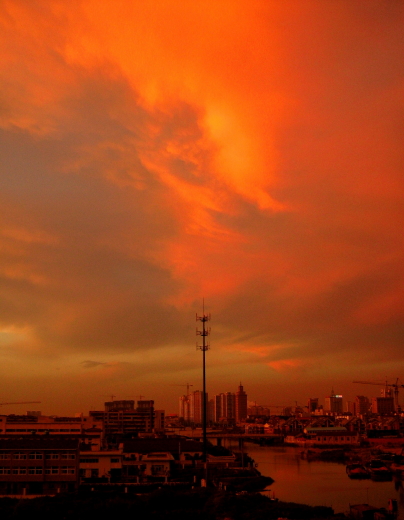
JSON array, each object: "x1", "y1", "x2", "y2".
[{"x1": 232, "y1": 442, "x2": 404, "y2": 517}]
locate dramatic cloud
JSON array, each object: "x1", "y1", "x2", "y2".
[{"x1": 0, "y1": 0, "x2": 403, "y2": 414}]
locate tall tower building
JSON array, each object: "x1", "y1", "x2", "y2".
[
  {"x1": 356, "y1": 395, "x2": 370, "y2": 416},
  {"x1": 179, "y1": 395, "x2": 190, "y2": 424},
  {"x1": 213, "y1": 392, "x2": 236, "y2": 423},
  {"x1": 307, "y1": 398, "x2": 319, "y2": 414},
  {"x1": 189, "y1": 390, "x2": 207, "y2": 425},
  {"x1": 213, "y1": 394, "x2": 222, "y2": 423},
  {"x1": 221, "y1": 392, "x2": 236, "y2": 421},
  {"x1": 324, "y1": 389, "x2": 343, "y2": 414},
  {"x1": 371, "y1": 397, "x2": 394, "y2": 415},
  {"x1": 235, "y1": 383, "x2": 248, "y2": 423}
]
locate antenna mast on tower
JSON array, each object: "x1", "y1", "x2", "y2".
[{"x1": 196, "y1": 300, "x2": 210, "y2": 463}]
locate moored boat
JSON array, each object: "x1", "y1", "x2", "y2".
[
  {"x1": 366, "y1": 460, "x2": 392, "y2": 481},
  {"x1": 348, "y1": 499, "x2": 398, "y2": 520},
  {"x1": 346, "y1": 463, "x2": 370, "y2": 479}
]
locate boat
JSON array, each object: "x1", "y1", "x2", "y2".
[
  {"x1": 348, "y1": 499, "x2": 397, "y2": 520},
  {"x1": 346, "y1": 463, "x2": 370, "y2": 479},
  {"x1": 366, "y1": 459, "x2": 392, "y2": 481}
]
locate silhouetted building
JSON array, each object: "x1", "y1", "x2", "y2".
[
  {"x1": 179, "y1": 395, "x2": 190, "y2": 424},
  {"x1": 324, "y1": 389, "x2": 343, "y2": 414},
  {"x1": 189, "y1": 391, "x2": 207, "y2": 425},
  {"x1": 213, "y1": 392, "x2": 236, "y2": 424},
  {"x1": 213, "y1": 394, "x2": 222, "y2": 423},
  {"x1": 356, "y1": 395, "x2": 370, "y2": 415},
  {"x1": 89, "y1": 400, "x2": 155, "y2": 439},
  {"x1": 371, "y1": 397, "x2": 394, "y2": 415},
  {"x1": 221, "y1": 392, "x2": 236, "y2": 422},
  {"x1": 235, "y1": 383, "x2": 248, "y2": 423},
  {"x1": 307, "y1": 398, "x2": 319, "y2": 414},
  {"x1": 154, "y1": 410, "x2": 165, "y2": 431}
]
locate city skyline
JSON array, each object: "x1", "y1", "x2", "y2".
[
  {"x1": 0, "y1": 2, "x2": 403, "y2": 416},
  {"x1": 0, "y1": 380, "x2": 399, "y2": 418}
]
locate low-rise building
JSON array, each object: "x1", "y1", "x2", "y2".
[
  {"x1": 309, "y1": 431, "x2": 360, "y2": 446},
  {"x1": 0, "y1": 414, "x2": 102, "y2": 447},
  {"x1": 0, "y1": 438, "x2": 79, "y2": 496},
  {"x1": 89, "y1": 400, "x2": 156, "y2": 441},
  {"x1": 79, "y1": 449, "x2": 122, "y2": 482}
]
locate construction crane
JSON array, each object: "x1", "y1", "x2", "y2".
[
  {"x1": 172, "y1": 383, "x2": 193, "y2": 396},
  {"x1": 353, "y1": 379, "x2": 404, "y2": 411},
  {"x1": 0, "y1": 401, "x2": 41, "y2": 406}
]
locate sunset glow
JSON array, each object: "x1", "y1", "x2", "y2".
[{"x1": 0, "y1": 0, "x2": 403, "y2": 415}]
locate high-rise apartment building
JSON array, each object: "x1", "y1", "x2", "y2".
[
  {"x1": 356, "y1": 395, "x2": 370, "y2": 415},
  {"x1": 221, "y1": 392, "x2": 236, "y2": 421},
  {"x1": 154, "y1": 410, "x2": 165, "y2": 430},
  {"x1": 213, "y1": 394, "x2": 222, "y2": 423},
  {"x1": 324, "y1": 390, "x2": 343, "y2": 414},
  {"x1": 179, "y1": 395, "x2": 190, "y2": 424},
  {"x1": 371, "y1": 397, "x2": 394, "y2": 415},
  {"x1": 307, "y1": 398, "x2": 319, "y2": 414},
  {"x1": 212, "y1": 392, "x2": 236, "y2": 423},
  {"x1": 189, "y1": 390, "x2": 207, "y2": 425},
  {"x1": 235, "y1": 383, "x2": 248, "y2": 423}
]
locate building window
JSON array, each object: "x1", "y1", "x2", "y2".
[
  {"x1": 45, "y1": 452, "x2": 59, "y2": 460},
  {"x1": 13, "y1": 467, "x2": 27, "y2": 475},
  {"x1": 14, "y1": 452, "x2": 27, "y2": 460},
  {"x1": 45, "y1": 467, "x2": 59, "y2": 474},
  {"x1": 80, "y1": 458, "x2": 99, "y2": 463},
  {"x1": 61, "y1": 466, "x2": 75, "y2": 474},
  {"x1": 61, "y1": 453, "x2": 75, "y2": 459},
  {"x1": 111, "y1": 458, "x2": 119, "y2": 463},
  {"x1": 0, "y1": 453, "x2": 10, "y2": 460},
  {"x1": 0, "y1": 468, "x2": 11, "y2": 474},
  {"x1": 28, "y1": 467, "x2": 43, "y2": 474},
  {"x1": 29, "y1": 452, "x2": 43, "y2": 460}
]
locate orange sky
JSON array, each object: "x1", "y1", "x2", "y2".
[{"x1": 0, "y1": 0, "x2": 403, "y2": 415}]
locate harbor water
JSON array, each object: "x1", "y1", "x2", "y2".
[{"x1": 229, "y1": 442, "x2": 404, "y2": 517}]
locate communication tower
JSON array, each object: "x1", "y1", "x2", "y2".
[{"x1": 196, "y1": 301, "x2": 210, "y2": 462}]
